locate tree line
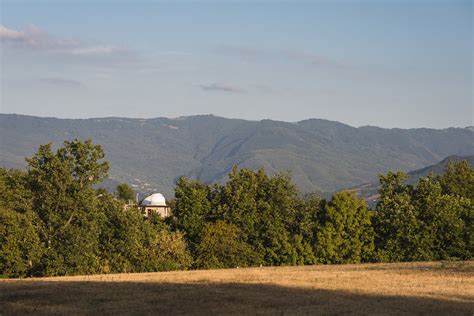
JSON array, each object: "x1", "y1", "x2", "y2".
[{"x1": 0, "y1": 139, "x2": 472, "y2": 277}]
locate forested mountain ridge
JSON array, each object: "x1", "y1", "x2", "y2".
[{"x1": 1, "y1": 113, "x2": 473, "y2": 196}]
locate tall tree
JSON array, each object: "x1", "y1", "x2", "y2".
[
  {"x1": 218, "y1": 167, "x2": 315, "y2": 265},
  {"x1": 172, "y1": 177, "x2": 212, "y2": 254},
  {"x1": 374, "y1": 172, "x2": 422, "y2": 262},
  {"x1": 314, "y1": 192, "x2": 374, "y2": 263},
  {"x1": 438, "y1": 160, "x2": 474, "y2": 200},
  {"x1": 25, "y1": 139, "x2": 109, "y2": 275},
  {"x1": 414, "y1": 176, "x2": 472, "y2": 260}
]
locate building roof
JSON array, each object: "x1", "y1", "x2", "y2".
[{"x1": 140, "y1": 193, "x2": 167, "y2": 207}]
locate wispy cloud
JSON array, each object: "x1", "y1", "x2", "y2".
[
  {"x1": 39, "y1": 77, "x2": 83, "y2": 87},
  {"x1": 199, "y1": 82, "x2": 245, "y2": 93},
  {"x1": 0, "y1": 24, "x2": 27, "y2": 40},
  {"x1": 254, "y1": 84, "x2": 273, "y2": 93},
  {"x1": 284, "y1": 51, "x2": 347, "y2": 68},
  {"x1": 214, "y1": 44, "x2": 262, "y2": 60},
  {"x1": 214, "y1": 44, "x2": 347, "y2": 68},
  {"x1": 0, "y1": 24, "x2": 133, "y2": 59}
]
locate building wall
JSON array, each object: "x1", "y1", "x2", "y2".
[{"x1": 142, "y1": 206, "x2": 171, "y2": 218}]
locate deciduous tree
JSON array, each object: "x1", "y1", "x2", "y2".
[{"x1": 314, "y1": 192, "x2": 374, "y2": 263}]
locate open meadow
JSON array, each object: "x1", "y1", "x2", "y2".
[{"x1": 1, "y1": 261, "x2": 473, "y2": 315}]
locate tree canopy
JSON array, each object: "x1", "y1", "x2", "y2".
[
  {"x1": 0, "y1": 140, "x2": 472, "y2": 277},
  {"x1": 116, "y1": 183, "x2": 135, "y2": 203}
]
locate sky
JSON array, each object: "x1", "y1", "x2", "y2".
[{"x1": 0, "y1": 0, "x2": 472, "y2": 128}]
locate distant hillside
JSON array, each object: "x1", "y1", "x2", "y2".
[
  {"x1": 347, "y1": 155, "x2": 474, "y2": 205},
  {"x1": 1, "y1": 114, "x2": 473, "y2": 197},
  {"x1": 406, "y1": 155, "x2": 474, "y2": 183}
]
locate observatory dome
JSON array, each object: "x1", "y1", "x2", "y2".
[{"x1": 140, "y1": 193, "x2": 167, "y2": 206}]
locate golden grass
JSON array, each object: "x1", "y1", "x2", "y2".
[{"x1": 1, "y1": 261, "x2": 473, "y2": 315}]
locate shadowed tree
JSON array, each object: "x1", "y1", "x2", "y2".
[
  {"x1": 195, "y1": 221, "x2": 261, "y2": 269},
  {"x1": 0, "y1": 208, "x2": 43, "y2": 277}
]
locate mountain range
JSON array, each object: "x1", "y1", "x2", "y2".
[{"x1": 1, "y1": 114, "x2": 473, "y2": 197}]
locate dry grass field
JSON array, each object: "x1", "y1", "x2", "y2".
[{"x1": 1, "y1": 261, "x2": 473, "y2": 315}]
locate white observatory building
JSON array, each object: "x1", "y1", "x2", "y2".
[{"x1": 140, "y1": 193, "x2": 171, "y2": 218}]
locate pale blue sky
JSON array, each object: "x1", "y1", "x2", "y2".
[{"x1": 1, "y1": 0, "x2": 472, "y2": 128}]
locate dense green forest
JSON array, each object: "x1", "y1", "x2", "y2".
[{"x1": 0, "y1": 139, "x2": 472, "y2": 277}]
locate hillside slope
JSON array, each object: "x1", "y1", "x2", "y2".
[
  {"x1": 1, "y1": 114, "x2": 473, "y2": 196},
  {"x1": 406, "y1": 155, "x2": 474, "y2": 184},
  {"x1": 347, "y1": 155, "x2": 474, "y2": 204}
]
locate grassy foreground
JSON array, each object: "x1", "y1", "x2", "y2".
[{"x1": 1, "y1": 261, "x2": 473, "y2": 315}]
